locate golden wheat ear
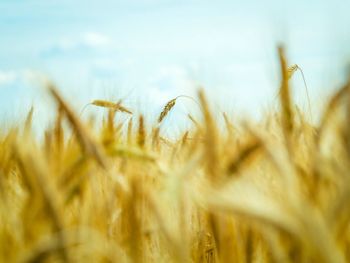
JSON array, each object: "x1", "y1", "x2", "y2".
[
  {"x1": 115, "y1": 101, "x2": 133, "y2": 114},
  {"x1": 287, "y1": 64, "x2": 298, "y2": 79},
  {"x1": 91, "y1": 99, "x2": 133, "y2": 114},
  {"x1": 226, "y1": 138, "x2": 262, "y2": 176},
  {"x1": 47, "y1": 83, "x2": 107, "y2": 168},
  {"x1": 198, "y1": 88, "x2": 220, "y2": 183},
  {"x1": 127, "y1": 117, "x2": 133, "y2": 145},
  {"x1": 158, "y1": 98, "x2": 176, "y2": 123},
  {"x1": 151, "y1": 127, "x2": 160, "y2": 150},
  {"x1": 158, "y1": 95, "x2": 199, "y2": 124},
  {"x1": 23, "y1": 106, "x2": 34, "y2": 136},
  {"x1": 278, "y1": 46, "x2": 294, "y2": 143},
  {"x1": 137, "y1": 115, "x2": 145, "y2": 148}
]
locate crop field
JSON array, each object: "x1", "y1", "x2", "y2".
[{"x1": 1, "y1": 47, "x2": 350, "y2": 263}]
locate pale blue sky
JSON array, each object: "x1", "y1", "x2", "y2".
[{"x1": 1, "y1": 0, "x2": 350, "y2": 130}]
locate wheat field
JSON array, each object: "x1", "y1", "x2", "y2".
[{"x1": 1, "y1": 47, "x2": 350, "y2": 263}]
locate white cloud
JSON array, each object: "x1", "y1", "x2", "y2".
[
  {"x1": 147, "y1": 65, "x2": 197, "y2": 106},
  {"x1": 0, "y1": 69, "x2": 52, "y2": 89},
  {"x1": 82, "y1": 32, "x2": 111, "y2": 47},
  {"x1": 59, "y1": 32, "x2": 110, "y2": 50},
  {"x1": 0, "y1": 71, "x2": 17, "y2": 86},
  {"x1": 42, "y1": 32, "x2": 112, "y2": 57}
]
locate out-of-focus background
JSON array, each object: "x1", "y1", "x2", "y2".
[{"x1": 1, "y1": 0, "x2": 350, "y2": 131}]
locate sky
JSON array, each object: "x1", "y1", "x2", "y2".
[{"x1": 1, "y1": 0, "x2": 350, "y2": 132}]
